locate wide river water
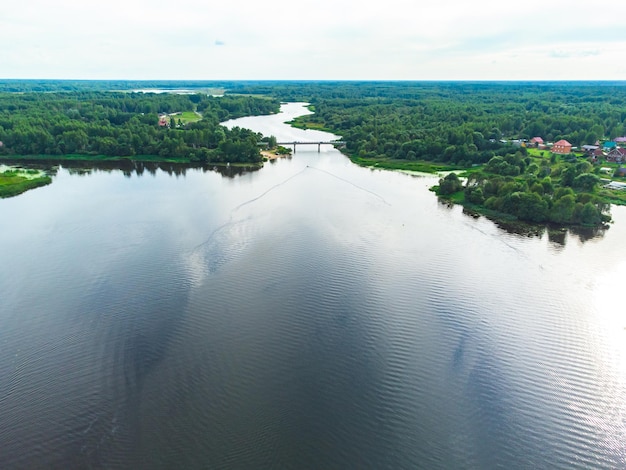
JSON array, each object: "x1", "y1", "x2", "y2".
[{"x1": 2, "y1": 103, "x2": 626, "y2": 469}]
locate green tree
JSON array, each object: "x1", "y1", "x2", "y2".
[
  {"x1": 437, "y1": 172, "x2": 463, "y2": 195},
  {"x1": 550, "y1": 195, "x2": 576, "y2": 223},
  {"x1": 572, "y1": 173, "x2": 599, "y2": 192},
  {"x1": 560, "y1": 166, "x2": 577, "y2": 187},
  {"x1": 515, "y1": 192, "x2": 549, "y2": 222},
  {"x1": 580, "y1": 203, "x2": 601, "y2": 225}
]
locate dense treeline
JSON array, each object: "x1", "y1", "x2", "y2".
[
  {"x1": 263, "y1": 82, "x2": 626, "y2": 166},
  {"x1": 206, "y1": 81, "x2": 626, "y2": 168},
  {"x1": 0, "y1": 91, "x2": 279, "y2": 163},
  {"x1": 5, "y1": 81, "x2": 626, "y2": 167}
]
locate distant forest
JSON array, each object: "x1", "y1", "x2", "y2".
[
  {"x1": 225, "y1": 81, "x2": 626, "y2": 166},
  {"x1": 0, "y1": 86, "x2": 279, "y2": 163},
  {"x1": 3, "y1": 80, "x2": 626, "y2": 167}
]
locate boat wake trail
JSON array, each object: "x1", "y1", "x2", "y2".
[
  {"x1": 233, "y1": 166, "x2": 310, "y2": 212},
  {"x1": 306, "y1": 165, "x2": 391, "y2": 206},
  {"x1": 191, "y1": 164, "x2": 390, "y2": 262},
  {"x1": 191, "y1": 215, "x2": 254, "y2": 252},
  {"x1": 192, "y1": 166, "x2": 310, "y2": 253}
]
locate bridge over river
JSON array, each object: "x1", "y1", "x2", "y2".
[{"x1": 277, "y1": 141, "x2": 346, "y2": 152}]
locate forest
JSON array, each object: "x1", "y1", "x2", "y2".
[
  {"x1": 0, "y1": 89, "x2": 280, "y2": 164},
  {"x1": 249, "y1": 81, "x2": 626, "y2": 167}
]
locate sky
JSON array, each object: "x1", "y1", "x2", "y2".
[{"x1": 2, "y1": 0, "x2": 626, "y2": 80}]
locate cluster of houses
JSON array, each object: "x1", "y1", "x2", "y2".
[
  {"x1": 585, "y1": 140, "x2": 626, "y2": 164},
  {"x1": 526, "y1": 136, "x2": 626, "y2": 164}
]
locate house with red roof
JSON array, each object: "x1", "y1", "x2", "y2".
[
  {"x1": 529, "y1": 137, "x2": 544, "y2": 146},
  {"x1": 592, "y1": 147, "x2": 605, "y2": 159},
  {"x1": 552, "y1": 139, "x2": 572, "y2": 154}
]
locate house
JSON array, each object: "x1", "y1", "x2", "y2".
[
  {"x1": 552, "y1": 139, "x2": 572, "y2": 154},
  {"x1": 529, "y1": 137, "x2": 544, "y2": 147},
  {"x1": 606, "y1": 147, "x2": 626, "y2": 163},
  {"x1": 590, "y1": 147, "x2": 605, "y2": 162},
  {"x1": 158, "y1": 116, "x2": 168, "y2": 127},
  {"x1": 603, "y1": 141, "x2": 617, "y2": 151},
  {"x1": 592, "y1": 148, "x2": 606, "y2": 162},
  {"x1": 614, "y1": 137, "x2": 626, "y2": 143},
  {"x1": 582, "y1": 144, "x2": 599, "y2": 154}
]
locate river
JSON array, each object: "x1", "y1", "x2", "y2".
[{"x1": 1, "y1": 103, "x2": 626, "y2": 469}]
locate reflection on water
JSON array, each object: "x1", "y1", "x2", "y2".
[
  {"x1": 1, "y1": 158, "x2": 261, "y2": 179},
  {"x1": 458, "y1": 202, "x2": 607, "y2": 245}
]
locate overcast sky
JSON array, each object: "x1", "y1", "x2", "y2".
[{"x1": 2, "y1": 0, "x2": 625, "y2": 80}]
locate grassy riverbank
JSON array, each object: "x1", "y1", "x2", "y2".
[
  {"x1": 284, "y1": 105, "x2": 338, "y2": 133},
  {"x1": 0, "y1": 168, "x2": 52, "y2": 198},
  {"x1": 348, "y1": 155, "x2": 460, "y2": 173}
]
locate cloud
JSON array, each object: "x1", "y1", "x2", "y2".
[
  {"x1": 549, "y1": 49, "x2": 601, "y2": 59},
  {"x1": 1, "y1": 0, "x2": 626, "y2": 79}
]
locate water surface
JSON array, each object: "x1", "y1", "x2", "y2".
[{"x1": 1, "y1": 103, "x2": 626, "y2": 469}]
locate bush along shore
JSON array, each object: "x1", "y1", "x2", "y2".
[{"x1": 432, "y1": 150, "x2": 616, "y2": 228}]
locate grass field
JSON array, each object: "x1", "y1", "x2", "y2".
[{"x1": 173, "y1": 111, "x2": 203, "y2": 124}]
